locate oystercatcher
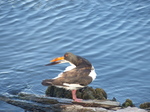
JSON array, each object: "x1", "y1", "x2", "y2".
[{"x1": 42, "y1": 52, "x2": 96, "y2": 102}]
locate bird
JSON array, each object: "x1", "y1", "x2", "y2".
[{"x1": 42, "y1": 52, "x2": 97, "y2": 102}]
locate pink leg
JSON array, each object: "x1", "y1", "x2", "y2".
[{"x1": 71, "y1": 90, "x2": 82, "y2": 102}]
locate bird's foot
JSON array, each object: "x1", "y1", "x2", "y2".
[{"x1": 73, "y1": 98, "x2": 82, "y2": 102}]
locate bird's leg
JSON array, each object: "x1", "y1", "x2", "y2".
[{"x1": 71, "y1": 90, "x2": 82, "y2": 102}]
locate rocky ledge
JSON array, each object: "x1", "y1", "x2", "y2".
[{"x1": 0, "y1": 86, "x2": 149, "y2": 112}]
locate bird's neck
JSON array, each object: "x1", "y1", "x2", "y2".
[{"x1": 72, "y1": 56, "x2": 92, "y2": 69}]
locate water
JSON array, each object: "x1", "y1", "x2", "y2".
[{"x1": 0, "y1": 0, "x2": 150, "y2": 111}]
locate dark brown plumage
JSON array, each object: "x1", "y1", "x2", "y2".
[{"x1": 42, "y1": 67, "x2": 92, "y2": 87}]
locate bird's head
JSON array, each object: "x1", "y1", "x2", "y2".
[{"x1": 45, "y1": 52, "x2": 77, "y2": 66}]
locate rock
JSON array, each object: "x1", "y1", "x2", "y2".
[
  {"x1": 46, "y1": 86, "x2": 107, "y2": 100},
  {"x1": 140, "y1": 102, "x2": 150, "y2": 111},
  {"x1": 72, "y1": 100, "x2": 120, "y2": 109},
  {"x1": 122, "y1": 99, "x2": 135, "y2": 108},
  {"x1": 0, "y1": 93, "x2": 120, "y2": 112},
  {"x1": 111, "y1": 97, "x2": 117, "y2": 101},
  {"x1": 63, "y1": 105, "x2": 110, "y2": 112},
  {"x1": 115, "y1": 107, "x2": 148, "y2": 112},
  {"x1": 0, "y1": 93, "x2": 148, "y2": 112}
]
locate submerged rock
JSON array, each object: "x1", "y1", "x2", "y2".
[
  {"x1": 122, "y1": 99, "x2": 135, "y2": 108},
  {"x1": 45, "y1": 86, "x2": 107, "y2": 100}
]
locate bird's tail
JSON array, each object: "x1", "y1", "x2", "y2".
[{"x1": 41, "y1": 79, "x2": 53, "y2": 86}]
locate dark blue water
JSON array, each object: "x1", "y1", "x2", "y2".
[{"x1": 0, "y1": 0, "x2": 150, "y2": 111}]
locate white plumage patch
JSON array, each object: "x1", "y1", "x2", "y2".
[
  {"x1": 63, "y1": 83, "x2": 84, "y2": 90},
  {"x1": 64, "y1": 63, "x2": 76, "y2": 72},
  {"x1": 89, "y1": 66, "x2": 97, "y2": 81}
]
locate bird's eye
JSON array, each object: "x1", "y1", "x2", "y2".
[{"x1": 65, "y1": 54, "x2": 68, "y2": 57}]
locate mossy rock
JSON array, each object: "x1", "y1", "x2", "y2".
[
  {"x1": 122, "y1": 99, "x2": 135, "y2": 108},
  {"x1": 45, "y1": 86, "x2": 107, "y2": 100},
  {"x1": 140, "y1": 102, "x2": 150, "y2": 110},
  {"x1": 45, "y1": 86, "x2": 72, "y2": 99}
]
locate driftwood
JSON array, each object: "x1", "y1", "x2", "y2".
[{"x1": 0, "y1": 92, "x2": 121, "y2": 112}]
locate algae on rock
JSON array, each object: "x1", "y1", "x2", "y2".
[
  {"x1": 140, "y1": 102, "x2": 150, "y2": 110},
  {"x1": 45, "y1": 86, "x2": 107, "y2": 100},
  {"x1": 122, "y1": 99, "x2": 135, "y2": 108}
]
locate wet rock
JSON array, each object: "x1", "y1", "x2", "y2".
[
  {"x1": 122, "y1": 99, "x2": 135, "y2": 108},
  {"x1": 18, "y1": 93, "x2": 59, "y2": 104},
  {"x1": 0, "y1": 93, "x2": 120, "y2": 112},
  {"x1": 140, "y1": 102, "x2": 150, "y2": 111},
  {"x1": 46, "y1": 86, "x2": 107, "y2": 100}
]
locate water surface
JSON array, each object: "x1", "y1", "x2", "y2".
[{"x1": 0, "y1": 0, "x2": 150, "y2": 111}]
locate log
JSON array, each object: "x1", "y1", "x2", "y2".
[{"x1": 0, "y1": 93, "x2": 121, "y2": 112}]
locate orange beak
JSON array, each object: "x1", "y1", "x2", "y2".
[
  {"x1": 50, "y1": 56, "x2": 64, "y2": 62},
  {"x1": 45, "y1": 56, "x2": 64, "y2": 66}
]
